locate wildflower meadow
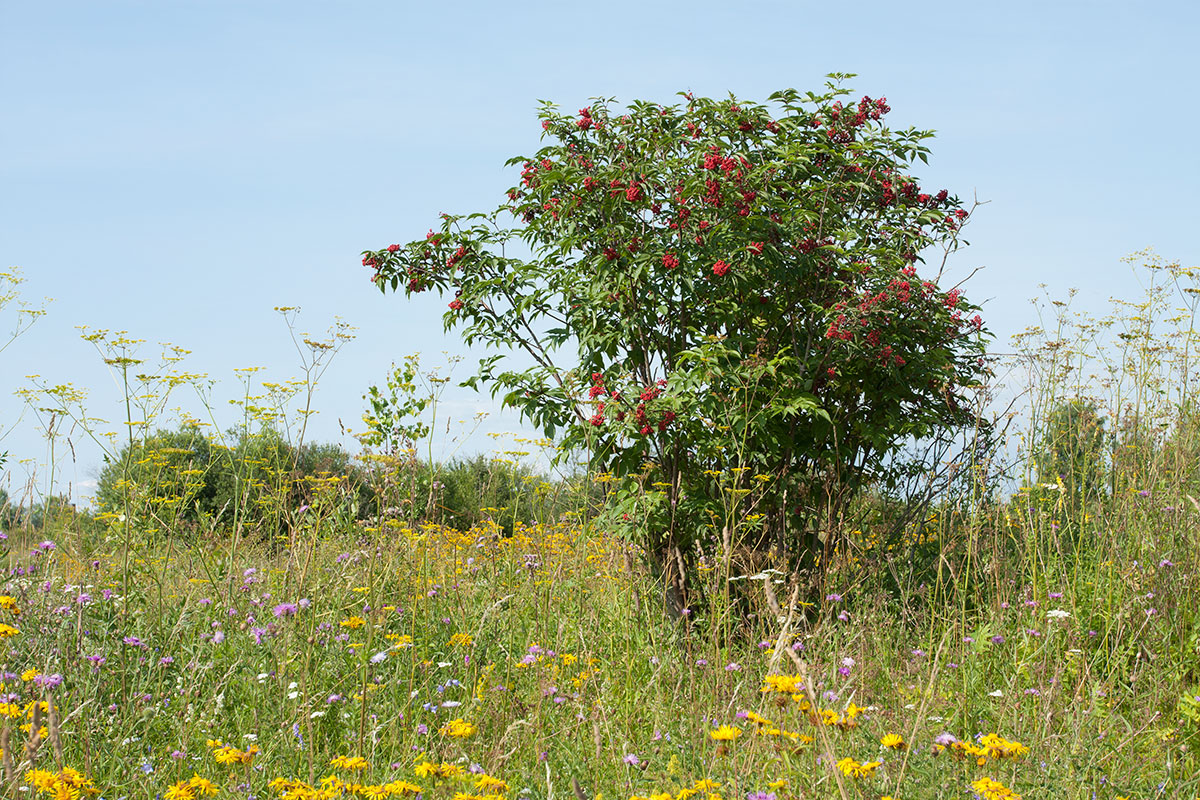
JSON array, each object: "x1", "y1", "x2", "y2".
[{"x1": 2, "y1": 83, "x2": 1199, "y2": 800}]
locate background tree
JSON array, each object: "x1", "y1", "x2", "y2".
[
  {"x1": 363, "y1": 77, "x2": 990, "y2": 611},
  {"x1": 96, "y1": 423, "x2": 375, "y2": 538},
  {"x1": 1035, "y1": 398, "x2": 1109, "y2": 502}
]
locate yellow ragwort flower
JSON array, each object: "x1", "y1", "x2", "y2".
[
  {"x1": 761, "y1": 674, "x2": 804, "y2": 694},
  {"x1": 330, "y1": 754, "x2": 370, "y2": 771},
  {"x1": 709, "y1": 725, "x2": 742, "y2": 742},
  {"x1": 836, "y1": 757, "x2": 882, "y2": 779},
  {"x1": 164, "y1": 780, "x2": 196, "y2": 800},
  {"x1": 440, "y1": 718, "x2": 476, "y2": 738}
]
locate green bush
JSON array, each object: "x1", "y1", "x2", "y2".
[
  {"x1": 363, "y1": 80, "x2": 990, "y2": 610},
  {"x1": 95, "y1": 423, "x2": 376, "y2": 538}
]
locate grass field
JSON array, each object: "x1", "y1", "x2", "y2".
[{"x1": 4, "y1": 256, "x2": 1200, "y2": 800}]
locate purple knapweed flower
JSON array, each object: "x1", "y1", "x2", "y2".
[
  {"x1": 34, "y1": 673, "x2": 63, "y2": 689},
  {"x1": 273, "y1": 602, "x2": 299, "y2": 618}
]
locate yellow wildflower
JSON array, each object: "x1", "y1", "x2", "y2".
[
  {"x1": 385, "y1": 780, "x2": 424, "y2": 796},
  {"x1": 979, "y1": 733, "x2": 1028, "y2": 760},
  {"x1": 26, "y1": 770, "x2": 59, "y2": 792},
  {"x1": 761, "y1": 674, "x2": 804, "y2": 694},
  {"x1": 330, "y1": 755, "x2": 370, "y2": 771},
  {"x1": 340, "y1": 616, "x2": 366, "y2": 629},
  {"x1": 475, "y1": 775, "x2": 508, "y2": 792},
  {"x1": 441, "y1": 718, "x2": 476, "y2": 738},
  {"x1": 164, "y1": 780, "x2": 196, "y2": 800},
  {"x1": 971, "y1": 777, "x2": 1022, "y2": 800},
  {"x1": 188, "y1": 775, "x2": 218, "y2": 797},
  {"x1": 709, "y1": 725, "x2": 741, "y2": 741},
  {"x1": 881, "y1": 733, "x2": 906, "y2": 750},
  {"x1": 836, "y1": 757, "x2": 882, "y2": 779}
]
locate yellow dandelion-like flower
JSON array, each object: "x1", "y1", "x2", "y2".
[
  {"x1": 414, "y1": 761, "x2": 465, "y2": 780},
  {"x1": 384, "y1": 780, "x2": 424, "y2": 796},
  {"x1": 164, "y1": 780, "x2": 196, "y2": 800},
  {"x1": 359, "y1": 785, "x2": 390, "y2": 799},
  {"x1": 0, "y1": 623, "x2": 21, "y2": 638},
  {"x1": 448, "y1": 633, "x2": 473, "y2": 647},
  {"x1": 440, "y1": 718, "x2": 476, "y2": 738},
  {"x1": 881, "y1": 733, "x2": 906, "y2": 750},
  {"x1": 0, "y1": 596, "x2": 20, "y2": 615},
  {"x1": 213, "y1": 744, "x2": 256, "y2": 765},
  {"x1": 475, "y1": 775, "x2": 508, "y2": 793},
  {"x1": 188, "y1": 775, "x2": 218, "y2": 797},
  {"x1": 21, "y1": 668, "x2": 39, "y2": 682},
  {"x1": 979, "y1": 733, "x2": 1028, "y2": 760},
  {"x1": 835, "y1": 757, "x2": 882, "y2": 779},
  {"x1": 330, "y1": 755, "x2": 370, "y2": 771},
  {"x1": 340, "y1": 616, "x2": 366, "y2": 629},
  {"x1": 971, "y1": 777, "x2": 1022, "y2": 800},
  {"x1": 761, "y1": 674, "x2": 803, "y2": 694},
  {"x1": 26, "y1": 770, "x2": 59, "y2": 792},
  {"x1": 744, "y1": 711, "x2": 773, "y2": 726},
  {"x1": 320, "y1": 774, "x2": 346, "y2": 793},
  {"x1": 49, "y1": 784, "x2": 81, "y2": 800},
  {"x1": 57, "y1": 767, "x2": 91, "y2": 789},
  {"x1": 709, "y1": 725, "x2": 741, "y2": 742}
]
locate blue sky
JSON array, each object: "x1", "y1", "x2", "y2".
[{"x1": 2, "y1": 0, "x2": 1197, "y2": 503}]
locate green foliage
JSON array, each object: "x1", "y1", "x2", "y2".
[
  {"x1": 1034, "y1": 398, "x2": 1109, "y2": 508},
  {"x1": 0, "y1": 487, "x2": 82, "y2": 533},
  {"x1": 358, "y1": 355, "x2": 432, "y2": 453},
  {"x1": 363, "y1": 78, "x2": 990, "y2": 601},
  {"x1": 432, "y1": 453, "x2": 559, "y2": 534},
  {"x1": 95, "y1": 423, "x2": 375, "y2": 538}
]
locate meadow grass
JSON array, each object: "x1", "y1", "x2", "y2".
[{"x1": 4, "y1": 253, "x2": 1200, "y2": 800}]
